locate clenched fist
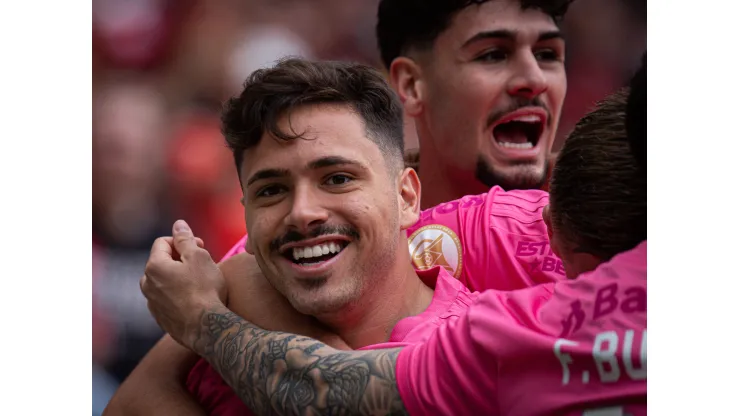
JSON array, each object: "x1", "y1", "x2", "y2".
[{"x1": 140, "y1": 220, "x2": 228, "y2": 350}]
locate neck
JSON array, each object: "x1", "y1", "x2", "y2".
[
  {"x1": 418, "y1": 144, "x2": 489, "y2": 209},
  {"x1": 316, "y1": 261, "x2": 434, "y2": 349}
]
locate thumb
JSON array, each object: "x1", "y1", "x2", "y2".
[{"x1": 172, "y1": 220, "x2": 198, "y2": 256}]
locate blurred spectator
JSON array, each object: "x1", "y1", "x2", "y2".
[
  {"x1": 92, "y1": 77, "x2": 172, "y2": 383},
  {"x1": 93, "y1": 77, "x2": 170, "y2": 248}
]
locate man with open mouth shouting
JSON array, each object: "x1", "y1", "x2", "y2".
[{"x1": 377, "y1": 0, "x2": 570, "y2": 205}]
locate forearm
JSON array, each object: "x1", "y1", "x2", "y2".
[
  {"x1": 104, "y1": 335, "x2": 206, "y2": 416},
  {"x1": 192, "y1": 304, "x2": 408, "y2": 416}
]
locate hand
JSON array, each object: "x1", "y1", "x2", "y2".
[{"x1": 140, "y1": 220, "x2": 228, "y2": 350}]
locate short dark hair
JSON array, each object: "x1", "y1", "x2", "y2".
[
  {"x1": 221, "y1": 58, "x2": 405, "y2": 175},
  {"x1": 626, "y1": 53, "x2": 647, "y2": 169},
  {"x1": 549, "y1": 88, "x2": 646, "y2": 261},
  {"x1": 376, "y1": 0, "x2": 574, "y2": 68}
]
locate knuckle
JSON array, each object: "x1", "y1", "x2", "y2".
[
  {"x1": 183, "y1": 247, "x2": 209, "y2": 263},
  {"x1": 144, "y1": 260, "x2": 160, "y2": 276},
  {"x1": 193, "y1": 248, "x2": 211, "y2": 262}
]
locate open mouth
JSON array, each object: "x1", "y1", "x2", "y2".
[
  {"x1": 282, "y1": 240, "x2": 350, "y2": 266},
  {"x1": 492, "y1": 114, "x2": 545, "y2": 150}
]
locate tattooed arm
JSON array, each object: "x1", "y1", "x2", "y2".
[
  {"x1": 141, "y1": 221, "x2": 408, "y2": 415},
  {"x1": 193, "y1": 304, "x2": 408, "y2": 416}
]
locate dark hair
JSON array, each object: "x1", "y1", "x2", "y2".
[
  {"x1": 377, "y1": 0, "x2": 574, "y2": 68},
  {"x1": 626, "y1": 53, "x2": 646, "y2": 169},
  {"x1": 221, "y1": 58, "x2": 405, "y2": 175},
  {"x1": 549, "y1": 88, "x2": 646, "y2": 261}
]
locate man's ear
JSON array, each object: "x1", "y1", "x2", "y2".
[
  {"x1": 542, "y1": 204, "x2": 554, "y2": 240},
  {"x1": 389, "y1": 57, "x2": 425, "y2": 117},
  {"x1": 398, "y1": 167, "x2": 422, "y2": 229},
  {"x1": 542, "y1": 204, "x2": 562, "y2": 260}
]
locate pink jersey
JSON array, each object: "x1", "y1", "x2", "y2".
[
  {"x1": 406, "y1": 186, "x2": 563, "y2": 291},
  {"x1": 187, "y1": 267, "x2": 477, "y2": 415},
  {"x1": 219, "y1": 186, "x2": 562, "y2": 290},
  {"x1": 396, "y1": 241, "x2": 647, "y2": 416}
]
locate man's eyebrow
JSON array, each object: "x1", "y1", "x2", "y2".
[
  {"x1": 246, "y1": 168, "x2": 290, "y2": 187},
  {"x1": 307, "y1": 156, "x2": 366, "y2": 170},
  {"x1": 538, "y1": 30, "x2": 563, "y2": 42},
  {"x1": 461, "y1": 29, "x2": 564, "y2": 48},
  {"x1": 462, "y1": 29, "x2": 517, "y2": 48}
]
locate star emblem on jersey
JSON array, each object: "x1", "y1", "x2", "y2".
[
  {"x1": 407, "y1": 225, "x2": 463, "y2": 278},
  {"x1": 528, "y1": 257, "x2": 542, "y2": 273}
]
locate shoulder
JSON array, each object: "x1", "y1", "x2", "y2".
[{"x1": 219, "y1": 234, "x2": 249, "y2": 262}]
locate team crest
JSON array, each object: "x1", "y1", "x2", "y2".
[{"x1": 407, "y1": 225, "x2": 462, "y2": 278}]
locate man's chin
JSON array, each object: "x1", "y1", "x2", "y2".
[
  {"x1": 290, "y1": 293, "x2": 349, "y2": 318},
  {"x1": 476, "y1": 157, "x2": 548, "y2": 191}
]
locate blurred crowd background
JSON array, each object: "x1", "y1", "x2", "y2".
[{"x1": 91, "y1": 0, "x2": 645, "y2": 412}]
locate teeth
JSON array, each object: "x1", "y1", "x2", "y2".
[
  {"x1": 497, "y1": 141, "x2": 534, "y2": 149},
  {"x1": 512, "y1": 115, "x2": 541, "y2": 123},
  {"x1": 291, "y1": 242, "x2": 346, "y2": 261}
]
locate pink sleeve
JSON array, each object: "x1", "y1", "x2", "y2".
[
  {"x1": 219, "y1": 234, "x2": 248, "y2": 262},
  {"x1": 406, "y1": 186, "x2": 564, "y2": 292},
  {"x1": 395, "y1": 295, "x2": 501, "y2": 416},
  {"x1": 397, "y1": 243, "x2": 648, "y2": 415}
]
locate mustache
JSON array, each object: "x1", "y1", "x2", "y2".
[
  {"x1": 270, "y1": 224, "x2": 360, "y2": 252},
  {"x1": 486, "y1": 97, "x2": 552, "y2": 129}
]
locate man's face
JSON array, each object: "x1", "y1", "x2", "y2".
[
  {"x1": 241, "y1": 104, "x2": 404, "y2": 316},
  {"x1": 416, "y1": 0, "x2": 566, "y2": 190}
]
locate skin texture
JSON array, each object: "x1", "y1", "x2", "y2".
[{"x1": 389, "y1": 0, "x2": 566, "y2": 206}]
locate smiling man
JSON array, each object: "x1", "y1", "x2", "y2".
[
  {"x1": 228, "y1": 93, "x2": 434, "y2": 348},
  {"x1": 378, "y1": 0, "x2": 571, "y2": 205}
]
